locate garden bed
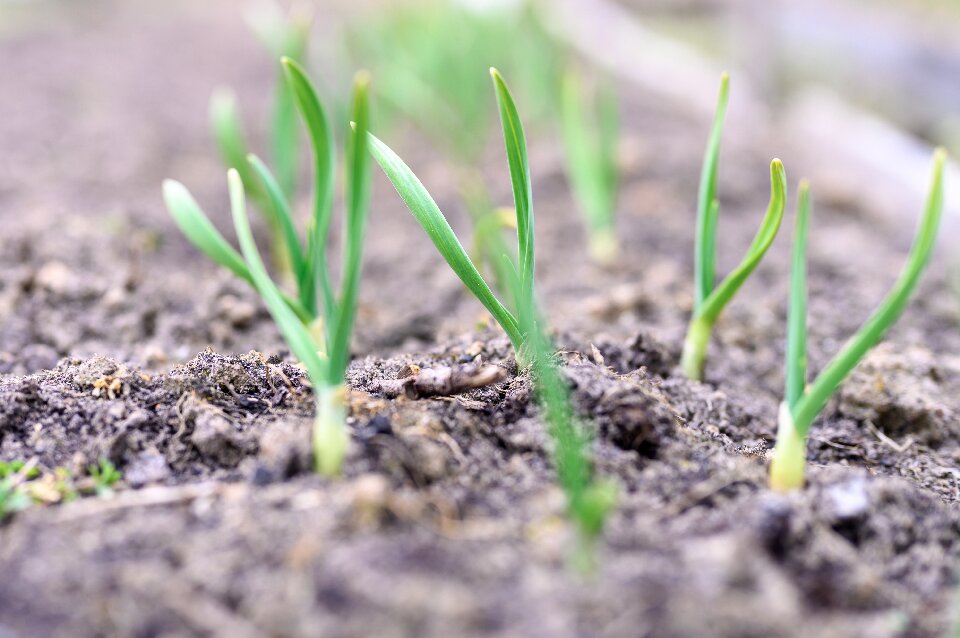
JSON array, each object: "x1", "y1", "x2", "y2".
[{"x1": 0, "y1": 3, "x2": 958, "y2": 637}]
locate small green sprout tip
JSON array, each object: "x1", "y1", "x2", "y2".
[
  {"x1": 89, "y1": 459, "x2": 121, "y2": 498},
  {"x1": 165, "y1": 69, "x2": 371, "y2": 477},
  {"x1": 560, "y1": 70, "x2": 620, "y2": 266},
  {"x1": 770, "y1": 149, "x2": 946, "y2": 491},
  {"x1": 682, "y1": 154, "x2": 787, "y2": 380}
]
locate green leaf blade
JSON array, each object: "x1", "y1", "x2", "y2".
[
  {"x1": 792, "y1": 148, "x2": 947, "y2": 435},
  {"x1": 490, "y1": 68, "x2": 535, "y2": 314},
  {"x1": 209, "y1": 89, "x2": 269, "y2": 214},
  {"x1": 366, "y1": 131, "x2": 523, "y2": 349},
  {"x1": 699, "y1": 158, "x2": 787, "y2": 325},
  {"x1": 329, "y1": 73, "x2": 373, "y2": 383},
  {"x1": 694, "y1": 72, "x2": 730, "y2": 311},
  {"x1": 282, "y1": 56, "x2": 336, "y2": 317},
  {"x1": 246, "y1": 153, "x2": 306, "y2": 286},
  {"x1": 162, "y1": 179, "x2": 254, "y2": 285},
  {"x1": 785, "y1": 180, "x2": 811, "y2": 410},
  {"x1": 228, "y1": 169, "x2": 328, "y2": 386}
]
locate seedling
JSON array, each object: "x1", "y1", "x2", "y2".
[
  {"x1": 88, "y1": 458, "x2": 122, "y2": 498},
  {"x1": 770, "y1": 150, "x2": 946, "y2": 491},
  {"x1": 0, "y1": 477, "x2": 31, "y2": 521},
  {"x1": 681, "y1": 73, "x2": 788, "y2": 380},
  {"x1": 210, "y1": 2, "x2": 312, "y2": 267},
  {"x1": 368, "y1": 68, "x2": 614, "y2": 561},
  {"x1": 560, "y1": 71, "x2": 620, "y2": 265},
  {"x1": 0, "y1": 459, "x2": 39, "y2": 520},
  {"x1": 164, "y1": 62, "x2": 371, "y2": 476}
]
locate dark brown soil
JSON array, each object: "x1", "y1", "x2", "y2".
[{"x1": 0, "y1": 2, "x2": 958, "y2": 637}]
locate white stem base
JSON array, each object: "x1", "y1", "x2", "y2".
[
  {"x1": 680, "y1": 318, "x2": 710, "y2": 381},
  {"x1": 314, "y1": 384, "x2": 348, "y2": 476},
  {"x1": 769, "y1": 402, "x2": 807, "y2": 492}
]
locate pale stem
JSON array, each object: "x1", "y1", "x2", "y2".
[
  {"x1": 313, "y1": 384, "x2": 348, "y2": 476},
  {"x1": 769, "y1": 402, "x2": 807, "y2": 491},
  {"x1": 680, "y1": 317, "x2": 711, "y2": 380},
  {"x1": 588, "y1": 227, "x2": 620, "y2": 267}
]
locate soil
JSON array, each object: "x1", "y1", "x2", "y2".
[{"x1": 1, "y1": 2, "x2": 958, "y2": 637}]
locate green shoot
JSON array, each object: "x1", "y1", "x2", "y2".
[
  {"x1": 681, "y1": 158, "x2": 788, "y2": 380},
  {"x1": 210, "y1": 3, "x2": 312, "y2": 267},
  {"x1": 770, "y1": 149, "x2": 947, "y2": 491},
  {"x1": 519, "y1": 305, "x2": 617, "y2": 572},
  {"x1": 366, "y1": 69, "x2": 530, "y2": 353},
  {"x1": 369, "y1": 68, "x2": 613, "y2": 562},
  {"x1": 165, "y1": 67, "x2": 371, "y2": 476},
  {"x1": 88, "y1": 458, "x2": 121, "y2": 498},
  {"x1": 694, "y1": 73, "x2": 729, "y2": 311},
  {"x1": 683, "y1": 73, "x2": 790, "y2": 379},
  {"x1": 0, "y1": 477, "x2": 31, "y2": 521},
  {"x1": 784, "y1": 180, "x2": 811, "y2": 410},
  {"x1": 0, "y1": 459, "x2": 38, "y2": 521},
  {"x1": 560, "y1": 71, "x2": 620, "y2": 265}
]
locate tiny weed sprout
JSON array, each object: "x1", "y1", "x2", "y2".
[
  {"x1": 770, "y1": 149, "x2": 947, "y2": 491},
  {"x1": 210, "y1": 3, "x2": 312, "y2": 267},
  {"x1": 680, "y1": 73, "x2": 787, "y2": 380},
  {"x1": 368, "y1": 68, "x2": 614, "y2": 561},
  {"x1": 560, "y1": 71, "x2": 620, "y2": 266},
  {"x1": 0, "y1": 459, "x2": 39, "y2": 521},
  {"x1": 164, "y1": 62, "x2": 372, "y2": 476},
  {"x1": 88, "y1": 459, "x2": 121, "y2": 498}
]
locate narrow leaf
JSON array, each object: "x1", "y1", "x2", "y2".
[
  {"x1": 209, "y1": 89, "x2": 269, "y2": 214},
  {"x1": 791, "y1": 148, "x2": 946, "y2": 435},
  {"x1": 697, "y1": 158, "x2": 787, "y2": 325},
  {"x1": 561, "y1": 72, "x2": 606, "y2": 230},
  {"x1": 366, "y1": 131, "x2": 523, "y2": 349},
  {"x1": 282, "y1": 56, "x2": 336, "y2": 317},
  {"x1": 328, "y1": 73, "x2": 372, "y2": 382},
  {"x1": 490, "y1": 68, "x2": 535, "y2": 316},
  {"x1": 163, "y1": 179, "x2": 254, "y2": 285},
  {"x1": 785, "y1": 180, "x2": 811, "y2": 410},
  {"x1": 246, "y1": 154, "x2": 306, "y2": 285},
  {"x1": 228, "y1": 169, "x2": 328, "y2": 386},
  {"x1": 163, "y1": 178, "x2": 313, "y2": 325},
  {"x1": 694, "y1": 72, "x2": 730, "y2": 311}
]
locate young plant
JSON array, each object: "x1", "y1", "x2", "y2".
[
  {"x1": 210, "y1": 2, "x2": 312, "y2": 267},
  {"x1": 0, "y1": 460, "x2": 39, "y2": 521},
  {"x1": 88, "y1": 459, "x2": 122, "y2": 498},
  {"x1": 560, "y1": 71, "x2": 620, "y2": 265},
  {"x1": 770, "y1": 150, "x2": 946, "y2": 491},
  {"x1": 367, "y1": 68, "x2": 614, "y2": 563},
  {"x1": 681, "y1": 73, "x2": 788, "y2": 380},
  {"x1": 164, "y1": 62, "x2": 371, "y2": 476}
]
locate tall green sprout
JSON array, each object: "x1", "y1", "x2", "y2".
[
  {"x1": 770, "y1": 149, "x2": 946, "y2": 491},
  {"x1": 367, "y1": 68, "x2": 614, "y2": 563},
  {"x1": 164, "y1": 63, "x2": 371, "y2": 476},
  {"x1": 560, "y1": 71, "x2": 620, "y2": 265},
  {"x1": 681, "y1": 73, "x2": 788, "y2": 380},
  {"x1": 210, "y1": 3, "x2": 312, "y2": 267}
]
